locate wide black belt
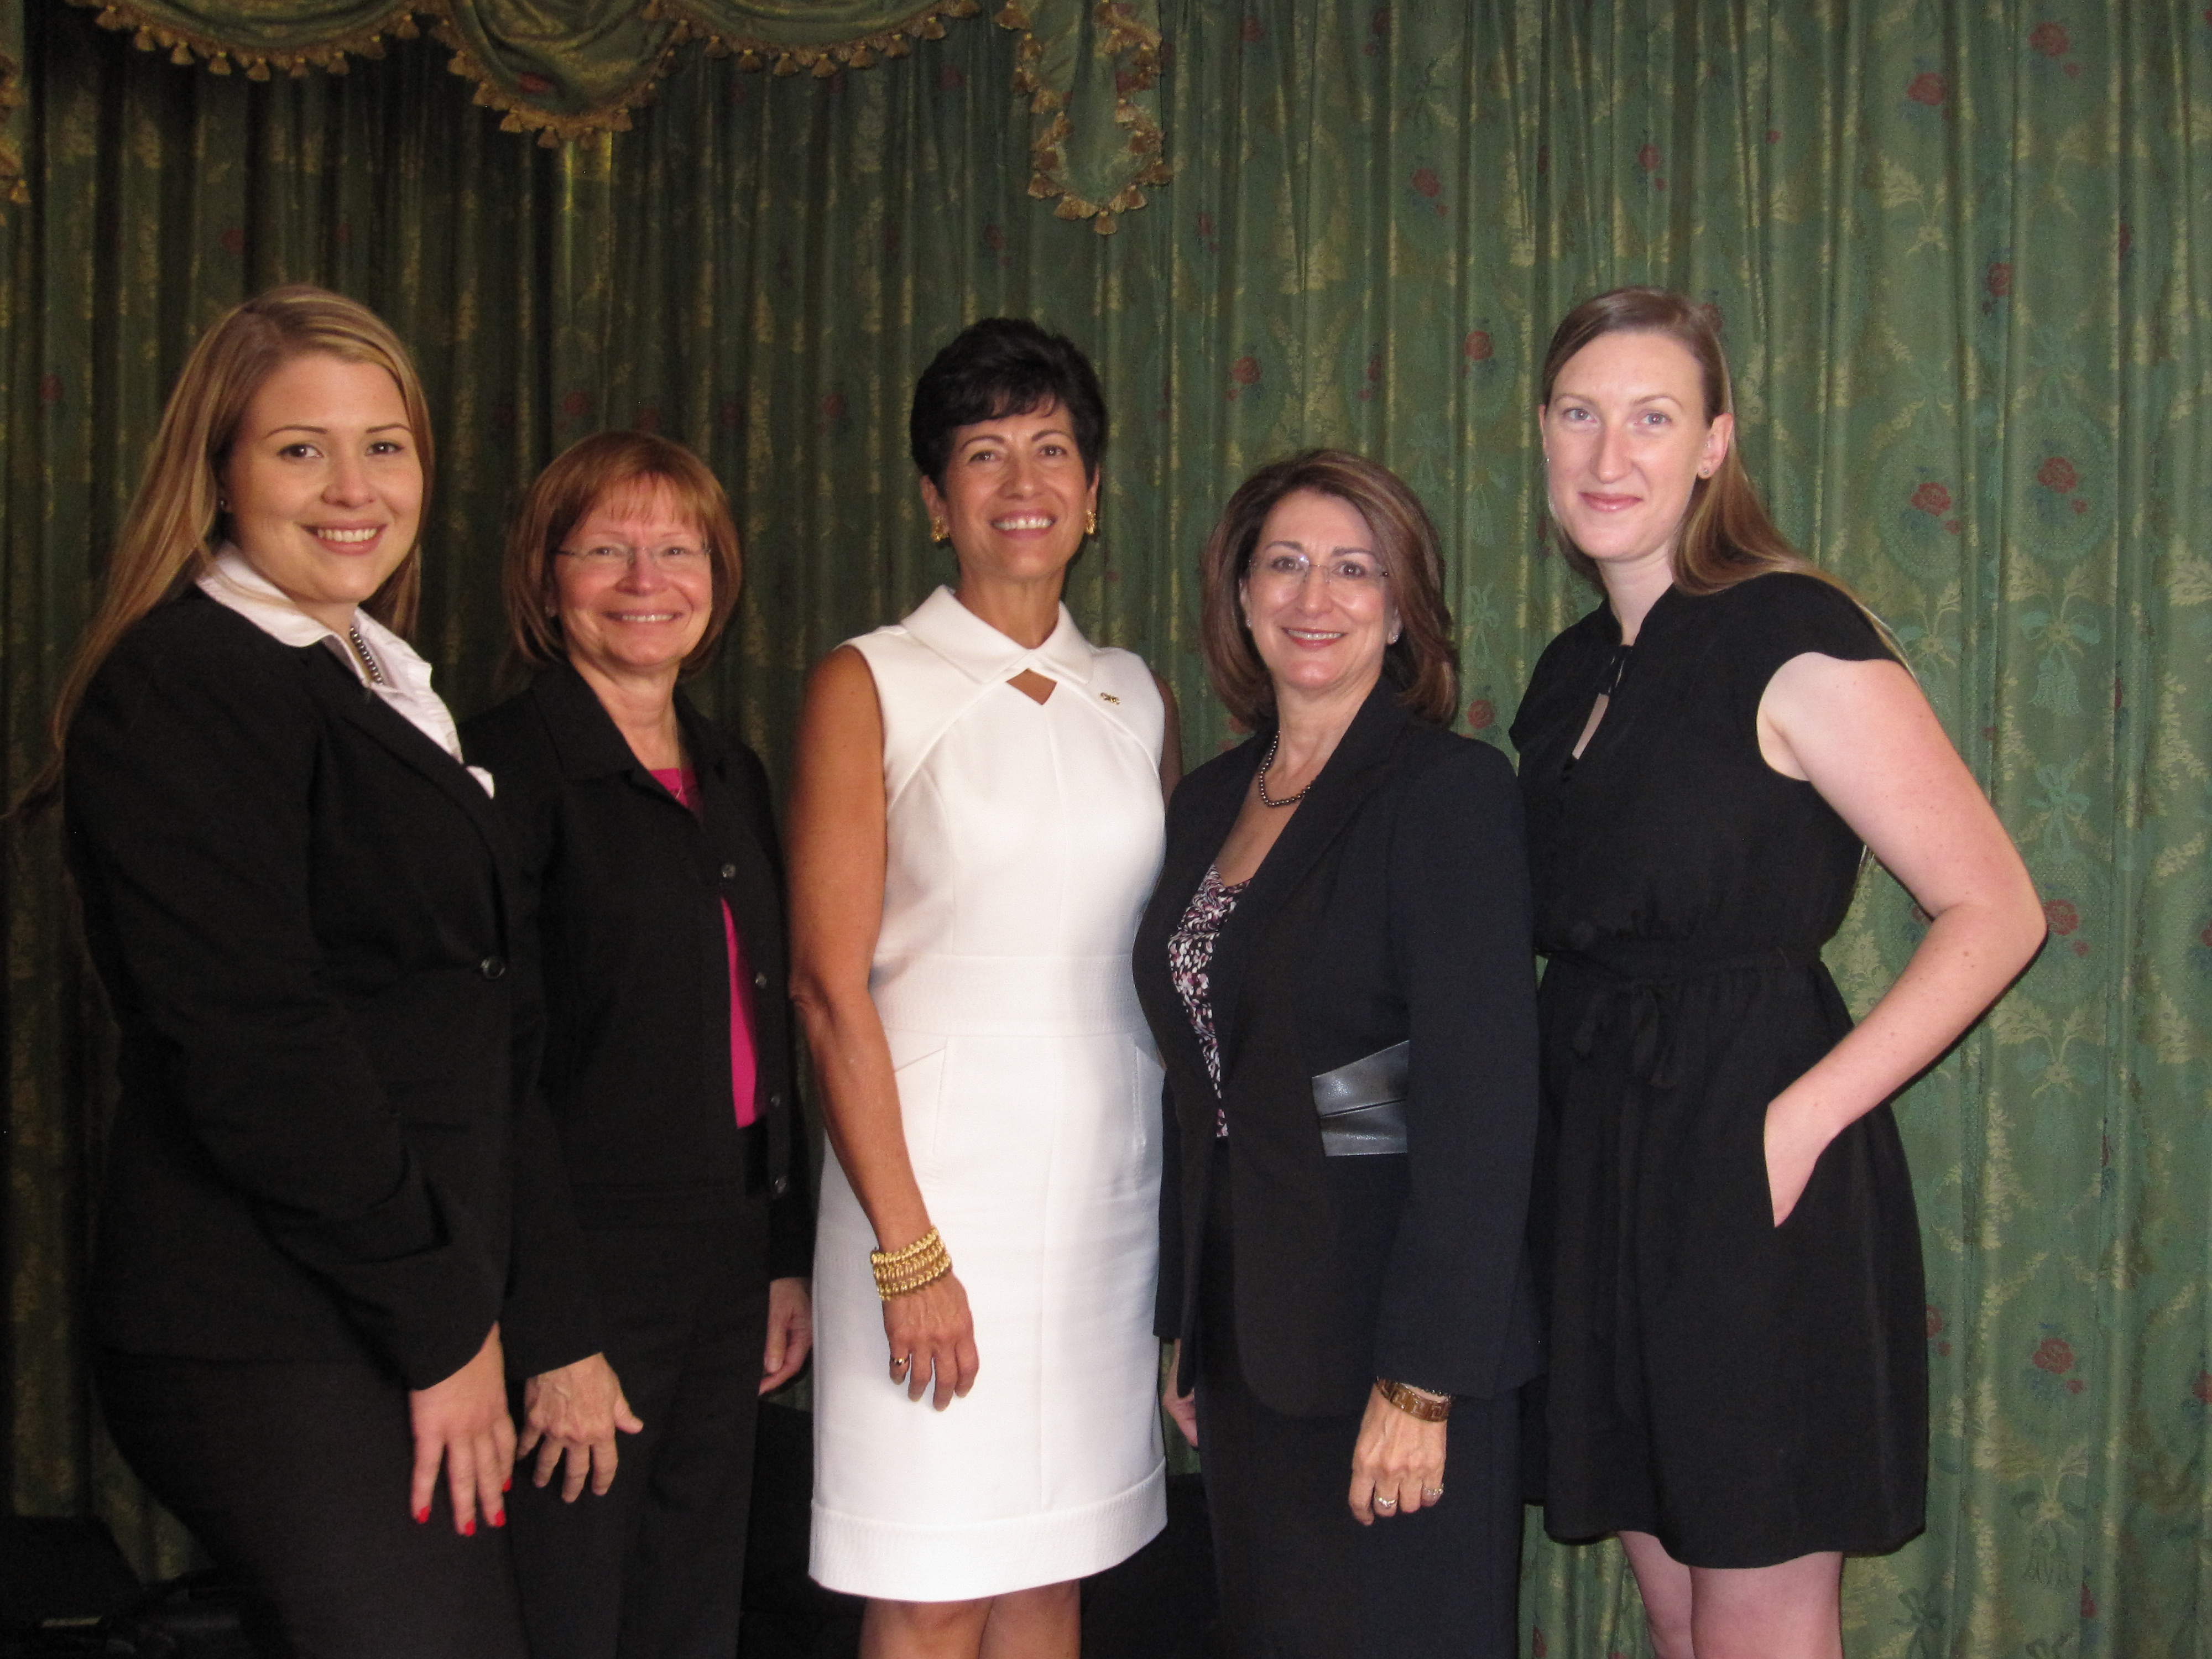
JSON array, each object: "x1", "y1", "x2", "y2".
[{"x1": 1312, "y1": 1040, "x2": 1410, "y2": 1157}]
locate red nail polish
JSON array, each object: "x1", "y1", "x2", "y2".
[
  {"x1": 461, "y1": 1519, "x2": 476, "y2": 1537},
  {"x1": 492, "y1": 1510, "x2": 506, "y2": 1528},
  {"x1": 414, "y1": 1506, "x2": 430, "y2": 1525},
  {"x1": 502, "y1": 1474, "x2": 513, "y2": 1494}
]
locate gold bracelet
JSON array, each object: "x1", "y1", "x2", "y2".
[
  {"x1": 1375, "y1": 1378, "x2": 1452, "y2": 1421},
  {"x1": 871, "y1": 1228, "x2": 952, "y2": 1300}
]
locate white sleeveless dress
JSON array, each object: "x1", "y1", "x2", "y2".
[{"x1": 809, "y1": 586, "x2": 1169, "y2": 1601}]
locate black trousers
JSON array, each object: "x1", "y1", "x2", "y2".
[
  {"x1": 1193, "y1": 1179, "x2": 1522, "y2": 1659},
  {"x1": 97, "y1": 1349, "x2": 529, "y2": 1659},
  {"x1": 507, "y1": 1200, "x2": 772, "y2": 1659}
]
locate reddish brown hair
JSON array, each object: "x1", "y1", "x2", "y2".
[
  {"x1": 1197, "y1": 450, "x2": 1459, "y2": 730},
  {"x1": 504, "y1": 430, "x2": 743, "y2": 679}
]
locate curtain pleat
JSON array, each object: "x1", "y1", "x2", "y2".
[{"x1": 4, "y1": 3, "x2": 2208, "y2": 1651}]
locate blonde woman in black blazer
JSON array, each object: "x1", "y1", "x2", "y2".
[
  {"x1": 1133, "y1": 451, "x2": 1541, "y2": 1658},
  {"x1": 32, "y1": 288, "x2": 601, "y2": 1659}
]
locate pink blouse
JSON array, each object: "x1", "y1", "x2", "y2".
[{"x1": 651, "y1": 766, "x2": 759, "y2": 1128}]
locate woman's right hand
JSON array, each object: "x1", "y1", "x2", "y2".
[
  {"x1": 408, "y1": 1323, "x2": 515, "y2": 1535},
  {"x1": 883, "y1": 1272, "x2": 980, "y2": 1410},
  {"x1": 1164, "y1": 1339, "x2": 1198, "y2": 1447}
]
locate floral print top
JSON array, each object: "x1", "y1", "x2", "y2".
[{"x1": 1167, "y1": 864, "x2": 1249, "y2": 1136}]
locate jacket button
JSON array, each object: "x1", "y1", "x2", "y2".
[
  {"x1": 769, "y1": 1092, "x2": 784, "y2": 1110},
  {"x1": 719, "y1": 862, "x2": 738, "y2": 880},
  {"x1": 770, "y1": 1176, "x2": 790, "y2": 1198},
  {"x1": 478, "y1": 956, "x2": 507, "y2": 980},
  {"x1": 753, "y1": 971, "x2": 768, "y2": 989}
]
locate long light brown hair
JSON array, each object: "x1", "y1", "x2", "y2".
[
  {"x1": 20, "y1": 285, "x2": 434, "y2": 813},
  {"x1": 1540, "y1": 286, "x2": 1845, "y2": 599},
  {"x1": 1197, "y1": 449, "x2": 1459, "y2": 730},
  {"x1": 501, "y1": 430, "x2": 743, "y2": 681}
]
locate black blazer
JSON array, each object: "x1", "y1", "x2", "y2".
[
  {"x1": 1134, "y1": 682, "x2": 1542, "y2": 1417},
  {"x1": 65, "y1": 592, "x2": 598, "y2": 1389},
  {"x1": 462, "y1": 666, "x2": 812, "y2": 1278}
]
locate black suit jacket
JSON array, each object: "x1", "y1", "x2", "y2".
[
  {"x1": 1134, "y1": 682, "x2": 1543, "y2": 1417},
  {"x1": 65, "y1": 592, "x2": 598, "y2": 1389},
  {"x1": 462, "y1": 666, "x2": 812, "y2": 1277}
]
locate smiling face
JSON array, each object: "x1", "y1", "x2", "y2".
[
  {"x1": 221, "y1": 352, "x2": 424, "y2": 632},
  {"x1": 1541, "y1": 328, "x2": 1733, "y2": 585},
  {"x1": 552, "y1": 477, "x2": 717, "y2": 685},
  {"x1": 919, "y1": 399, "x2": 1099, "y2": 586},
  {"x1": 1239, "y1": 488, "x2": 1396, "y2": 707}
]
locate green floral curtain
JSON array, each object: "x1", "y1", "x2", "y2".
[
  {"x1": 5, "y1": 2, "x2": 2208, "y2": 1653},
  {"x1": 48, "y1": 0, "x2": 1168, "y2": 224}
]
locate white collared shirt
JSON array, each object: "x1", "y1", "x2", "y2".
[{"x1": 197, "y1": 547, "x2": 494, "y2": 796}]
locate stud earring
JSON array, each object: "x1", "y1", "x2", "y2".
[
  {"x1": 930, "y1": 520, "x2": 949, "y2": 544},
  {"x1": 1084, "y1": 508, "x2": 1098, "y2": 536},
  {"x1": 1387, "y1": 624, "x2": 1402, "y2": 645}
]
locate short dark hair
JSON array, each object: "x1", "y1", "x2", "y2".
[
  {"x1": 503, "y1": 430, "x2": 743, "y2": 679},
  {"x1": 1197, "y1": 450, "x2": 1460, "y2": 731},
  {"x1": 907, "y1": 318, "x2": 1108, "y2": 487}
]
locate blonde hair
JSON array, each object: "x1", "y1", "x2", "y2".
[
  {"x1": 1540, "y1": 286, "x2": 1845, "y2": 598},
  {"x1": 20, "y1": 285, "x2": 433, "y2": 813},
  {"x1": 502, "y1": 430, "x2": 743, "y2": 681}
]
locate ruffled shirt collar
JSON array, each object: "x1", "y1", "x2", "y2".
[
  {"x1": 900, "y1": 584, "x2": 1095, "y2": 687},
  {"x1": 197, "y1": 547, "x2": 491, "y2": 795}
]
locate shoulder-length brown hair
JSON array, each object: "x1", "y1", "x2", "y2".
[
  {"x1": 1197, "y1": 450, "x2": 1459, "y2": 731},
  {"x1": 503, "y1": 431, "x2": 743, "y2": 680},
  {"x1": 1540, "y1": 286, "x2": 1850, "y2": 600},
  {"x1": 22, "y1": 285, "x2": 432, "y2": 814}
]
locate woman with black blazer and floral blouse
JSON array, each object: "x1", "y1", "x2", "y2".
[
  {"x1": 1133, "y1": 450, "x2": 1541, "y2": 1658},
  {"x1": 462, "y1": 431, "x2": 812, "y2": 1659}
]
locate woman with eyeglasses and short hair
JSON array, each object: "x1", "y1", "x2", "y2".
[
  {"x1": 463, "y1": 430, "x2": 813, "y2": 1659},
  {"x1": 1131, "y1": 450, "x2": 1542, "y2": 1658}
]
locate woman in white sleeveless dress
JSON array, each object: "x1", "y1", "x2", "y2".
[{"x1": 789, "y1": 320, "x2": 1179, "y2": 1657}]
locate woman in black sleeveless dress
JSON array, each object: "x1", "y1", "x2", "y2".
[{"x1": 1511, "y1": 289, "x2": 2044, "y2": 1657}]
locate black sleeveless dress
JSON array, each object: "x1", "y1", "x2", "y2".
[{"x1": 1510, "y1": 571, "x2": 1927, "y2": 1569}]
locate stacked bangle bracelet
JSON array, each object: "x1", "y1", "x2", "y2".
[
  {"x1": 871, "y1": 1227, "x2": 952, "y2": 1300},
  {"x1": 1375, "y1": 1377, "x2": 1452, "y2": 1421}
]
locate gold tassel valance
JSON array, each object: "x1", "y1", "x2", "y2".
[{"x1": 38, "y1": 0, "x2": 1167, "y2": 209}]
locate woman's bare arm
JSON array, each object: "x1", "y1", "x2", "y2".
[
  {"x1": 785, "y1": 646, "x2": 978, "y2": 1407},
  {"x1": 1756, "y1": 654, "x2": 2046, "y2": 1222},
  {"x1": 1154, "y1": 670, "x2": 1184, "y2": 801}
]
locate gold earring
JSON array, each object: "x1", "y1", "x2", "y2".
[
  {"x1": 930, "y1": 519, "x2": 949, "y2": 544},
  {"x1": 1085, "y1": 508, "x2": 1098, "y2": 536}
]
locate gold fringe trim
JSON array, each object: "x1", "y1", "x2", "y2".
[
  {"x1": 69, "y1": 0, "x2": 418, "y2": 82},
  {"x1": 46, "y1": 0, "x2": 1166, "y2": 231},
  {"x1": 1005, "y1": 1, "x2": 1170, "y2": 234},
  {"x1": 422, "y1": 3, "x2": 674, "y2": 146},
  {"x1": 648, "y1": 0, "x2": 979, "y2": 81}
]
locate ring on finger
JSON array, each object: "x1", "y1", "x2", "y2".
[
  {"x1": 1374, "y1": 1495, "x2": 1398, "y2": 1511},
  {"x1": 1421, "y1": 1485, "x2": 1444, "y2": 1501}
]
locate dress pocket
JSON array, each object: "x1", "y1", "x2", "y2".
[{"x1": 885, "y1": 1030, "x2": 950, "y2": 1181}]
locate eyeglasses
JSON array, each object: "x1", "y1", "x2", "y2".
[
  {"x1": 556, "y1": 543, "x2": 709, "y2": 571},
  {"x1": 1248, "y1": 550, "x2": 1389, "y2": 590}
]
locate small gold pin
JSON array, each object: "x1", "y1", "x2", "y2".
[{"x1": 1099, "y1": 692, "x2": 1121, "y2": 704}]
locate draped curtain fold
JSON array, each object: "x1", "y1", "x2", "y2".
[
  {"x1": 49, "y1": 0, "x2": 1169, "y2": 225},
  {"x1": 4, "y1": 2, "x2": 2208, "y2": 1653}
]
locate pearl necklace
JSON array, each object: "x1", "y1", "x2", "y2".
[
  {"x1": 1254, "y1": 731, "x2": 1313, "y2": 808},
  {"x1": 346, "y1": 624, "x2": 389, "y2": 687}
]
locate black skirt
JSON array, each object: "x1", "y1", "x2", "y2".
[{"x1": 1193, "y1": 1176, "x2": 1522, "y2": 1658}]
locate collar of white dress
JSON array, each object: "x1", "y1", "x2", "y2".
[{"x1": 901, "y1": 584, "x2": 1095, "y2": 688}]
